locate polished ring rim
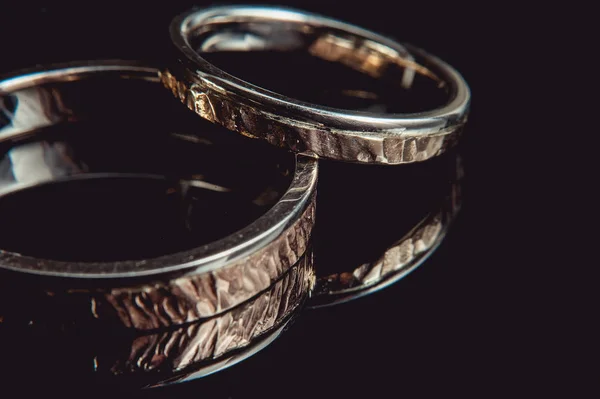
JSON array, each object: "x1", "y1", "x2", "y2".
[
  {"x1": 0, "y1": 61, "x2": 318, "y2": 280},
  {"x1": 168, "y1": 5, "x2": 471, "y2": 164}
]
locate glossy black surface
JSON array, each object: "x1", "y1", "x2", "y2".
[{"x1": 0, "y1": 1, "x2": 572, "y2": 398}]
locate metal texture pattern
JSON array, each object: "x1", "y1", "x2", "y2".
[
  {"x1": 167, "y1": 5, "x2": 470, "y2": 165},
  {"x1": 106, "y1": 254, "x2": 313, "y2": 386},
  {"x1": 0, "y1": 61, "x2": 318, "y2": 330},
  {"x1": 97, "y1": 200, "x2": 315, "y2": 329}
]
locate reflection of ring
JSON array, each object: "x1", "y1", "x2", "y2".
[
  {"x1": 165, "y1": 5, "x2": 470, "y2": 164},
  {"x1": 309, "y1": 151, "x2": 463, "y2": 307},
  {"x1": 0, "y1": 61, "x2": 318, "y2": 330},
  {"x1": 0, "y1": 254, "x2": 313, "y2": 389}
]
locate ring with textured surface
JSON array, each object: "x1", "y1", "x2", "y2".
[
  {"x1": 164, "y1": 5, "x2": 471, "y2": 165},
  {"x1": 0, "y1": 61, "x2": 318, "y2": 331}
]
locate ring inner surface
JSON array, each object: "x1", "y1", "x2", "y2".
[
  {"x1": 0, "y1": 76, "x2": 294, "y2": 263},
  {"x1": 187, "y1": 16, "x2": 451, "y2": 113}
]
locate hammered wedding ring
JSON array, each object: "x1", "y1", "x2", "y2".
[{"x1": 164, "y1": 5, "x2": 470, "y2": 164}]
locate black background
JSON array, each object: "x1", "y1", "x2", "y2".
[{"x1": 0, "y1": 1, "x2": 579, "y2": 398}]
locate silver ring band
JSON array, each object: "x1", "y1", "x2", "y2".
[
  {"x1": 166, "y1": 5, "x2": 471, "y2": 164},
  {"x1": 0, "y1": 61, "x2": 318, "y2": 330}
]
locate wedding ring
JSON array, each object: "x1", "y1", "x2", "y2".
[
  {"x1": 0, "y1": 61, "x2": 318, "y2": 330},
  {"x1": 165, "y1": 5, "x2": 470, "y2": 164}
]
